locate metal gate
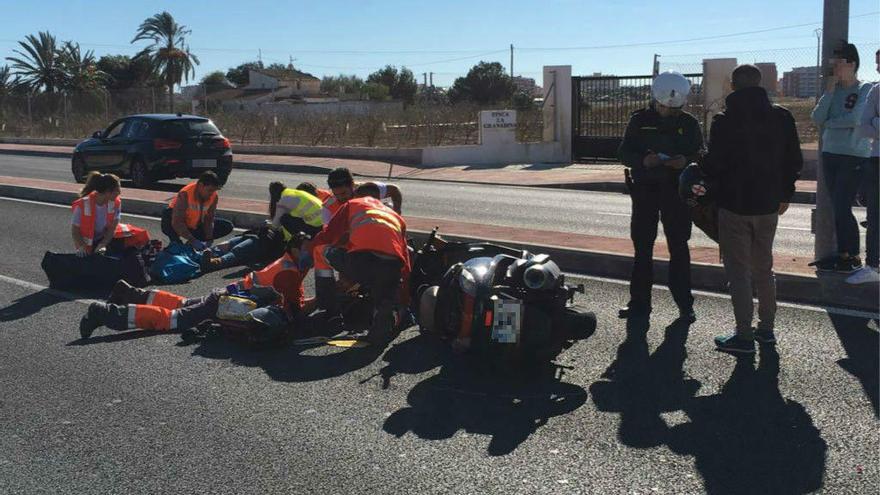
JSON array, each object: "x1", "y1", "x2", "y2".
[{"x1": 572, "y1": 73, "x2": 703, "y2": 160}]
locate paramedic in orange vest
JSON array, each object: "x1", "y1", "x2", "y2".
[
  {"x1": 79, "y1": 236, "x2": 313, "y2": 339},
  {"x1": 71, "y1": 172, "x2": 149, "y2": 256},
  {"x1": 161, "y1": 171, "x2": 234, "y2": 250},
  {"x1": 312, "y1": 168, "x2": 404, "y2": 319},
  {"x1": 311, "y1": 183, "x2": 409, "y2": 345}
]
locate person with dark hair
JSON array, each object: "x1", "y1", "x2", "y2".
[
  {"x1": 705, "y1": 64, "x2": 803, "y2": 355},
  {"x1": 79, "y1": 237, "x2": 314, "y2": 339},
  {"x1": 267, "y1": 181, "x2": 323, "y2": 240},
  {"x1": 617, "y1": 71, "x2": 703, "y2": 322},
  {"x1": 161, "y1": 171, "x2": 234, "y2": 249},
  {"x1": 310, "y1": 184, "x2": 409, "y2": 346},
  {"x1": 848, "y1": 48, "x2": 880, "y2": 284},
  {"x1": 313, "y1": 168, "x2": 404, "y2": 322},
  {"x1": 812, "y1": 42, "x2": 874, "y2": 272},
  {"x1": 71, "y1": 172, "x2": 148, "y2": 256}
]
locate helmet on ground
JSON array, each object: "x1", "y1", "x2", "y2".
[
  {"x1": 652, "y1": 71, "x2": 691, "y2": 108},
  {"x1": 678, "y1": 163, "x2": 711, "y2": 207}
]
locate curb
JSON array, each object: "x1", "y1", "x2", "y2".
[
  {"x1": 0, "y1": 183, "x2": 874, "y2": 312},
  {"x1": 0, "y1": 148, "x2": 820, "y2": 204}
]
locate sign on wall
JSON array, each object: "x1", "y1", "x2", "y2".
[{"x1": 479, "y1": 110, "x2": 517, "y2": 144}]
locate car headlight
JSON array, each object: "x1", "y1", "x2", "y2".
[{"x1": 459, "y1": 268, "x2": 477, "y2": 296}]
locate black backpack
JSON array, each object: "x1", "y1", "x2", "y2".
[{"x1": 41, "y1": 247, "x2": 150, "y2": 290}]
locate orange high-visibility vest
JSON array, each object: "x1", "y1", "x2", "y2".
[
  {"x1": 72, "y1": 192, "x2": 126, "y2": 254},
  {"x1": 169, "y1": 182, "x2": 217, "y2": 230},
  {"x1": 237, "y1": 253, "x2": 305, "y2": 309},
  {"x1": 315, "y1": 188, "x2": 333, "y2": 202},
  {"x1": 346, "y1": 197, "x2": 408, "y2": 266}
]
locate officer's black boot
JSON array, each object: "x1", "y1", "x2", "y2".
[
  {"x1": 107, "y1": 280, "x2": 149, "y2": 305},
  {"x1": 315, "y1": 276, "x2": 345, "y2": 333},
  {"x1": 366, "y1": 300, "x2": 395, "y2": 347}
]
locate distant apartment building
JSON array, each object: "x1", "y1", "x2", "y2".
[
  {"x1": 755, "y1": 62, "x2": 778, "y2": 95},
  {"x1": 512, "y1": 76, "x2": 542, "y2": 97},
  {"x1": 584, "y1": 72, "x2": 620, "y2": 92},
  {"x1": 781, "y1": 66, "x2": 819, "y2": 98}
]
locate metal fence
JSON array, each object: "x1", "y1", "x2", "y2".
[
  {"x1": 572, "y1": 73, "x2": 703, "y2": 160},
  {"x1": 0, "y1": 87, "x2": 544, "y2": 147}
]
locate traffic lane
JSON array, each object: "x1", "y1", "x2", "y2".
[
  {"x1": 0, "y1": 154, "x2": 830, "y2": 258},
  {"x1": 0, "y1": 199, "x2": 877, "y2": 493}
]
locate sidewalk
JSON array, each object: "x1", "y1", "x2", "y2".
[
  {"x1": 0, "y1": 175, "x2": 874, "y2": 311},
  {"x1": 0, "y1": 142, "x2": 819, "y2": 203}
]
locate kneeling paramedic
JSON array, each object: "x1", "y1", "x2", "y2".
[
  {"x1": 268, "y1": 180, "x2": 323, "y2": 240},
  {"x1": 617, "y1": 71, "x2": 703, "y2": 322},
  {"x1": 310, "y1": 183, "x2": 410, "y2": 345},
  {"x1": 79, "y1": 236, "x2": 312, "y2": 339},
  {"x1": 161, "y1": 171, "x2": 234, "y2": 250},
  {"x1": 72, "y1": 172, "x2": 149, "y2": 256}
]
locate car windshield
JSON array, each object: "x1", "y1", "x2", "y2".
[{"x1": 156, "y1": 119, "x2": 221, "y2": 139}]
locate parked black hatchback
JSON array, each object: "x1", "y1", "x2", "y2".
[{"x1": 72, "y1": 114, "x2": 233, "y2": 188}]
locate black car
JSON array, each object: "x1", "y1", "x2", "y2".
[{"x1": 72, "y1": 114, "x2": 233, "y2": 188}]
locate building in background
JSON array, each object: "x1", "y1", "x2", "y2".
[
  {"x1": 755, "y1": 62, "x2": 778, "y2": 95},
  {"x1": 512, "y1": 76, "x2": 542, "y2": 97},
  {"x1": 781, "y1": 66, "x2": 819, "y2": 98}
]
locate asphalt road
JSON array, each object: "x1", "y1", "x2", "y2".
[
  {"x1": 0, "y1": 153, "x2": 860, "y2": 259},
  {"x1": 0, "y1": 197, "x2": 876, "y2": 494}
]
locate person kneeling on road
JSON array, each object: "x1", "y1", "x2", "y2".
[
  {"x1": 268, "y1": 181, "x2": 324, "y2": 240},
  {"x1": 160, "y1": 171, "x2": 234, "y2": 251},
  {"x1": 71, "y1": 172, "x2": 149, "y2": 257},
  {"x1": 79, "y1": 236, "x2": 313, "y2": 339},
  {"x1": 310, "y1": 183, "x2": 410, "y2": 346}
]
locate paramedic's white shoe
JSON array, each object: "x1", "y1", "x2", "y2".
[{"x1": 846, "y1": 266, "x2": 880, "y2": 284}]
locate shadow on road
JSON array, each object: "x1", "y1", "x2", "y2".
[
  {"x1": 0, "y1": 289, "x2": 68, "y2": 323},
  {"x1": 667, "y1": 347, "x2": 827, "y2": 494},
  {"x1": 828, "y1": 313, "x2": 879, "y2": 417},
  {"x1": 381, "y1": 330, "x2": 593, "y2": 457},
  {"x1": 590, "y1": 317, "x2": 700, "y2": 448},
  {"x1": 591, "y1": 318, "x2": 827, "y2": 494}
]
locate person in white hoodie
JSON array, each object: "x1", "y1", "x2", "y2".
[{"x1": 847, "y1": 48, "x2": 880, "y2": 284}]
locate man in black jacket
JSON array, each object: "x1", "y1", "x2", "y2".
[
  {"x1": 617, "y1": 71, "x2": 704, "y2": 322},
  {"x1": 703, "y1": 64, "x2": 803, "y2": 355}
]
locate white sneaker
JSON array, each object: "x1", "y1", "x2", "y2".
[{"x1": 845, "y1": 266, "x2": 880, "y2": 284}]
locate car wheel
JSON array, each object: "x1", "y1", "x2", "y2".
[
  {"x1": 563, "y1": 305, "x2": 597, "y2": 340},
  {"x1": 71, "y1": 156, "x2": 87, "y2": 183},
  {"x1": 130, "y1": 158, "x2": 152, "y2": 188}
]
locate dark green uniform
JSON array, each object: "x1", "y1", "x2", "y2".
[{"x1": 617, "y1": 105, "x2": 704, "y2": 315}]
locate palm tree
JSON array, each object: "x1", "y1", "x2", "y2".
[
  {"x1": 59, "y1": 41, "x2": 106, "y2": 91},
  {"x1": 131, "y1": 11, "x2": 199, "y2": 112},
  {"x1": 5, "y1": 31, "x2": 65, "y2": 93}
]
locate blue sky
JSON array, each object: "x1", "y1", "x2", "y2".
[{"x1": 0, "y1": 0, "x2": 877, "y2": 88}]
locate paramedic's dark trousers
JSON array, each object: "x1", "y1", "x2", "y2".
[{"x1": 628, "y1": 179, "x2": 694, "y2": 313}]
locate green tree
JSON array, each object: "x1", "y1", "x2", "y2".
[
  {"x1": 200, "y1": 70, "x2": 233, "y2": 93},
  {"x1": 97, "y1": 55, "x2": 157, "y2": 90},
  {"x1": 59, "y1": 41, "x2": 106, "y2": 91},
  {"x1": 363, "y1": 81, "x2": 390, "y2": 101},
  {"x1": 367, "y1": 65, "x2": 417, "y2": 103},
  {"x1": 448, "y1": 61, "x2": 514, "y2": 105},
  {"x1": 321, "y1": 74, "x2": 365, "y2": 96},
  {"x1": 225, "y1": 61, "x2": 262, "y2": 87},
  {"x1": 131, "y1": 11, "x2": 200, "y2": 112},
  {"x1": 5, "y1": 31, "x2": 65, "y2": 93}
]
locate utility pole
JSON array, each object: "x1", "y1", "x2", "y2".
[
  {"x1": 429, "y1": 72, "x2": 433, "y2": 87},
  {"x1": 422, "y1": 72, "x2": 428, "y2": 88},
  {"x1": 814, "y1": 28, "x2": 822, "y2": 104},
  {"x1": 258, "y1": 48, "x2": 262, "y2": 65},
  {"x1": 814, "y1": 0, "x2": 849, "y2": 262},
  {"x1": 652, "y1": 54, "x2": 660, "y2": 76},
  {"x1": 510, "y1": 44, "x2": 514, "y2": 77}
]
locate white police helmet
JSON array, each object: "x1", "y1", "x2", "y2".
[{"x1": 652, "y1": 71, "x2": 691, "y2": 108}]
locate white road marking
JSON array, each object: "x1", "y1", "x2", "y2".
[
  {"x1": 565, "y1": 271, "x2": 880, "y2": 320},
  {"x1": 0, "y1": 274, "x2": 96, "y2": 306}
]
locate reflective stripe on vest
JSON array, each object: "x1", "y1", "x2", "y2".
[
  {"x1": 73, "y1": 192, "x2": 120, "y2": 253},
  {"x1": 349, "y1": 208, "x2": 402, "y2": 234},
  {"x1": 169, "y1": 182, "x2": 216, "y2": 230}
]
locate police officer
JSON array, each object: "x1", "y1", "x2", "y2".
[{"x1": 617, "y1": 71, "x2": 703, "y2": 322}]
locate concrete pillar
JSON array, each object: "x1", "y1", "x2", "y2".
[
  {"x1": 701, "y1": 58, "x2": 737, "y2": 125},
  {"x1": 542, "y1": 65, "x2": 572, "y2": 163}
]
